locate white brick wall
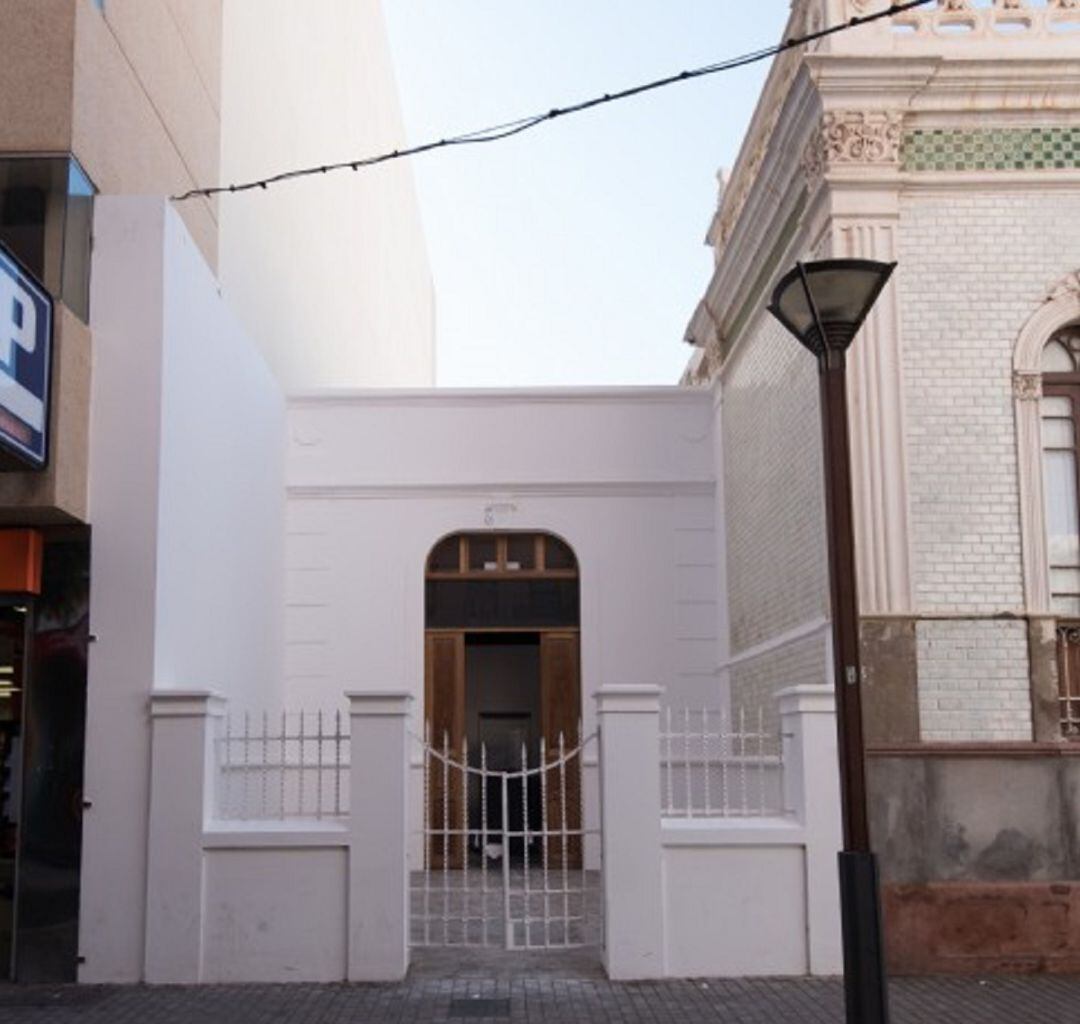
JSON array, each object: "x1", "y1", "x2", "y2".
[
  {"x1": 720, "y1": 312, "x2": 830, "y2": 720},
  {"x1": 899, "y1": 189, "x2": 1080, "y2": 739},
  {"x1": 916, "y1": 620, "x2": 1031, "y2": 741},
  {"x1": 722, "y1": 314, "x2": 829, "y2": 654},
  {"x1": 899, "y1": 190, "x2": 1080, "y2": 614},
  {"x1": 731, "y1": 632, "x2": 827, "y2": 733}
]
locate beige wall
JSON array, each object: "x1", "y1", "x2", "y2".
[
  {"x1": 71, "y1": 0, "x2": 221, "y2": 267},
  {"x1": 0, "y1": 0, "x2": 76, "y2": 152},
  {"x1": 218, "y1": 0, "x2": 434, "y2": 390},
  {"x1": 0, "y1": 0, "x2": 222, "y2": 268}
]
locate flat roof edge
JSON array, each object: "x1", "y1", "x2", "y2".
[{"x1": 287, "y1": 384, "x2": 710, "y2": 406}]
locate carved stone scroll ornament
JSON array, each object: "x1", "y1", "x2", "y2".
[
  {"x1": 824, "y1": 111, "x2": 903, "y2": 165},
  {"x1": 1047, "y1": 271, "x2": 1080, "y2": 303},
  {"x1": 1012, "y1": 371, "x2": 1042, "y2": 402}
]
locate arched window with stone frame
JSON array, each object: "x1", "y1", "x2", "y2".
[
  {"x1": 1040, "y1": 324, "x2": 1080, "y2": 738},
  {"x1": 1014, "y1": 276, "x2": 1080, "y2": 740}
]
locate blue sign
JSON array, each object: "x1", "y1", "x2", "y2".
[{"x1": 0, "y1": 243, "x2": 52, "y2": 469}]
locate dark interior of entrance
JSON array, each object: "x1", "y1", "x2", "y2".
[
  {"x1": 467, "y1": 633, "x2": 540, "y2": 863},
  {"x1": 424, "y1": 532, "x2": 581, "y2": 870}
]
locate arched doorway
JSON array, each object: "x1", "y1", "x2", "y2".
[{"x1": 422, "y1": 530, "x2": 582, "y2": 871}]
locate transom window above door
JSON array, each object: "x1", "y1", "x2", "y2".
[{"x1": 426, "y1": 533, "x2": 577, "y2": 578}]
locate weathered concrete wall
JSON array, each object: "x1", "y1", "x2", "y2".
[
  {"x1": 869, "y1": 751, "x2": 1080, "y2": 973},
  {"x1": 870, "y1": 754, "x2": 1080, "y2": 883},
  {"x1": 860, "y1": 618, "x2": 919, "y2": 745}
]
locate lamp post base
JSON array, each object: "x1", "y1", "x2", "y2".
[{"x1": 838, "y1": 850, "x2": 889, "y2": 1024}]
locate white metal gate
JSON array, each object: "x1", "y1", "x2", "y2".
[{"x1": 410, "y1": 727, "x2": 601, "y2": 951}]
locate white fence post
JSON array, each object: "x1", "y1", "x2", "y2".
[
  {"x1": 144, "y1": 690, "x2": 224, "y2": 983},
  {"x1": 778, "y1": 684, "x2": 843, "y2": 975},
  {"x1": 596, "y1": 685, "x2": 664, "y2": 980},
  {"x1": 346, "y1": 691, "x2": 412, "y2": 981}
]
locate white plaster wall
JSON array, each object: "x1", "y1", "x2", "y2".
[
  {"x1": 155, "y1": 207, "x2": 286, "y2": 710},
  {"x1": 82, "y1": 198, "x2": 285, "y2": 982},
  {"x1": 661, "y1": 842, "x2": 807, "y2": 977},
  {"x1": 202, "y1": 847, "x2": 348, "y2": 982},
  {"x1": 285, "y1": 389, "x2": 716, "y2": 854},
  {"x1": 284, "y1": 389, "x2": 716, "y2": 714},
  {"x1": 218, "y1": 0, "x2": 434, "y2": 390}
]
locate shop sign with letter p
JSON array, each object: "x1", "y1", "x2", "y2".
[{"x1": 0, "y1": 243, "x2": 52, "y2": 469}]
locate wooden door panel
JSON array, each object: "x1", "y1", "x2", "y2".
[
  {"x1": 540, "y1": 633, "x2": 582, "y2": 869},
  {"x1": 425, "y1": 632, "x2": 465, "y2": 868}
]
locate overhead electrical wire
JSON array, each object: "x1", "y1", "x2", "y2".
[{"x1": 172, "y1": 0, "x2": 934, "y2": 202}]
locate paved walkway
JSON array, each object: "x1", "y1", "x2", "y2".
[{"x1": 0, "y1": 967, "x2": 1078, "y2": 1023}]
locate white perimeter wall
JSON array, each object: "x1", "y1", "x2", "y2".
[
  {"x1": 81, "y1": 197, "x2": 285, "y2": 981},
  {"x1": 285, "y1": 388, "x2": 719, "y2": 851},
  {"x1": 219, "y1": 0, "x2": 435, "y2": 390}
]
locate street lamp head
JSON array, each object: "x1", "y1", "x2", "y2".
[{"x1": 767, "y1": 259, "x2": 896, "y2": 361}]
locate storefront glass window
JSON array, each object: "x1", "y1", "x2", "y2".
[{"x1": 0, "y1": 157, "x2": 95, "y2": 323}]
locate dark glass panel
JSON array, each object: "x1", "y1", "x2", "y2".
[
  {"x1": 505, "y1": 535, "x2": 535, "y2": 571},
  {"x1": 0, "y1": 605, "x2": 27, "y2": 980},
  {"x1": 0, "y1": 157, "x2": 95, "y2": 323},
  {"x1": 468, "y1": 535, "x2": 498, "y2": 572},
  {"x1": 544, "y1": 537, "x2": 576, "y2": 570},
  {"x1": 15, "y1": 537, "x2": 89, "y2": 982},
  {"x1": 428, "y1": 536, "x2": 460, "y2": 573},
  {"x1": 426, "y1": 579, "x2": 579, "y2": 629}
]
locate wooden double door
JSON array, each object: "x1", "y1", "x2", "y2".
[{"x1": 424, "y1": 630, "x2": 581, "y2": 869}]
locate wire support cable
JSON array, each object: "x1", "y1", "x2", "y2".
[{"x1": 172, "y1": 0, "x2": 934, "y2": 202}]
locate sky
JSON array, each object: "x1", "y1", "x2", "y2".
[{"x1": 382, "y1": 1, "x2": 793, "y2": 388}]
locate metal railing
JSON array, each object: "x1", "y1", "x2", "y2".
[
  {"x1": 660, "y1": 706, "x2": 785, "y2": 818},
  {"x1": 216, "y1": 710, "x2": 349, "y2": 820},
  {"x1": 1056, "y1": 624, "x2": 1080, "y2": 739}
]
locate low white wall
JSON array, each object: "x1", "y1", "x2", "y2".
[
  {"x1": 202, "y1": 834, "x2": 348, "y2": 983},
  {"x1": 661, "y1": 821, "x2": 809, "y2": 977}
]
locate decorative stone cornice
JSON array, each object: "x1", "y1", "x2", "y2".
[{"x1": 1012, "y1": 371, "x2": 1042, "y2": 401}]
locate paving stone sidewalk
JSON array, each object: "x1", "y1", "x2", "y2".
[{"x1": 0, "y1": 970, "x2": 1078, "y2": 1024}]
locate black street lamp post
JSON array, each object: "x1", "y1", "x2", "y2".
[{"x1": 767, "y1": 258, "x2": 896, "y2": 1024}]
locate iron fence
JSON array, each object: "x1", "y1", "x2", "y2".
[
  {"x1": 216, "y1": 710, "x2": 349, "y2": 820},
  {"x1": 660, "y1": 706, "x2": 785, "y2": 818}
]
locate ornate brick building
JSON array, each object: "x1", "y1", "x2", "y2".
[{"x1": 683, "y1": 0, "x2": 1080, "y2": 973}]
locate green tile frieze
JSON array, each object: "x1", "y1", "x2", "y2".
[{"x1": 901, "y1": 127, "x2": 1080, "y2": 172}]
